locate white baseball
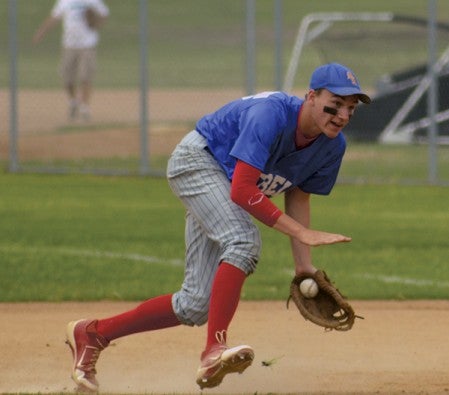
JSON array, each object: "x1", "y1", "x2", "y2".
[{"x1": 300, "y1": 278, "x2": 319, "y2": 298}]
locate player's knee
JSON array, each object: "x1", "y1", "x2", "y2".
[
  {"x1": 172, "y1": 291, "x2": 209, "y2": 326},
  {"x1": 222, "y1": 227, "x2": 261, "y2": 275}
]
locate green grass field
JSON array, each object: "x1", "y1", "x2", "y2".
[
  {"x1": 1, "y1": 168, "x2": 448, "y2": 302},
  {"x1": 1, "y1": 1, "x2": 448, "y2": 304}
]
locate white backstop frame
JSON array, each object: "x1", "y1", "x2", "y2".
[{"x1": 282, "y1": 11, "x2": 449, "y2": 145}]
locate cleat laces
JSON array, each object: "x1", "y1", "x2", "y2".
[
  {"x1": 215, "y1": 329, "x2": 227, "y2": 346},
  {"x1": 81, "y1": 346, "x2": 101, "y2": 374}
]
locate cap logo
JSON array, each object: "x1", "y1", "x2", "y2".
[{"x1": 346, "y1": 71, "x2": 357, "y2": 86}]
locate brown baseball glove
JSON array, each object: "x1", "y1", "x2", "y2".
[
  {"x1": 287, "y1": 270, "x2": 362, "y2": 331},
  {"x1": 85, "y1": 7, "x2": 100, "y2": 29}
]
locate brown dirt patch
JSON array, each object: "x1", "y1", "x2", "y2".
[
  {"x1": 0, "y1": 89, "x2": 249, "y2": 161},
  {"x1": 1, "y1": 300, "x2": 449, "y2": 394}
]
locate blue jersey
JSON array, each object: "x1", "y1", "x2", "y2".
[{"x1": 196, "y1": 91, "x2": 346, "y2": 196}]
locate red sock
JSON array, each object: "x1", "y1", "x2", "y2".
[
  {"x1": 205, "y1": 262, "x2": 246, "y2": 351},
  {"x1": 96, "y1": 294, "x2": 180, "y2": 341}
]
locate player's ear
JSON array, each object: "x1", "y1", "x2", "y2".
[
  {"x1": 305, "y1": 89, "x2": 314, "y2": 101},
  {"x1": 307, "y1": 89, "x2": 320, "y2": 106}
]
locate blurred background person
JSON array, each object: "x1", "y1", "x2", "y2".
[{"x1": 33, "y1": 0, "x2": 109, "y2": 121}]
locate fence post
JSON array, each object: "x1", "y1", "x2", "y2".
[
  {"x1": 274, "y1": 0, "x2": 283, "y2": 91},
  {"x1": 246, "y1": 0, "x2": 256, "y2": 95},
  {"x1": 8, "y1": 0, "x2": 19, "y2": 172},
  {"x1": 427, "y1": 0, "x2": 439, "y2": 184},
  {"x1": 139, "y1": 0, "x2": 149, "y2": 175}
]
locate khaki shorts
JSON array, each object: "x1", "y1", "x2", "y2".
[{"x1": 60, "y1": 48, "x2": 97, "y2": 85}]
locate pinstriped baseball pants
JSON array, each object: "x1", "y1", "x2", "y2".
[{"x1": 167, "y1": 130, "x2": 261, "y2": 326}]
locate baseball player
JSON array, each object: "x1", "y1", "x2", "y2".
[
  {"x1": 65, "y1": 63, "x2": 370, "y2": 391},
  {"x1": 33, "y1": 0, "x2": 109, "y2": 121}
]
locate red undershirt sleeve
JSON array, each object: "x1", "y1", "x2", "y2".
[{"x1": 230, "y1": 160, "x2": 283, "y2": 227}]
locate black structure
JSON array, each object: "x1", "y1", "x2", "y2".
[{"x1": 344, "y1": 64, "x2": 449, "y2": 142}]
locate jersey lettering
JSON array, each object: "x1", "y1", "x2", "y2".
[{"x1": 257, "y1": 173, "x2": 292, "y2": 197}]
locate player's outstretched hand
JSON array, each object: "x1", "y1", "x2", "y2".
[
  {"x1": 272, "y1": 213, "x2": 351, "y2": 246},
  {"x1": 299, "y1": 228, "x2": 351, "y2": 246}
]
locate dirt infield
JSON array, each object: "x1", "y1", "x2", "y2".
[
  {"x1": 0, "y1": 89, "x2": 248, "y2": 161},
  {"x1": 1, "y1": 300, "x2": 449, "y2": 394}
]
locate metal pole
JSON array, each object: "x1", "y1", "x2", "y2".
[
  {"x1": 139, "y1": 0, "x2": 149, "y2": 175},
  {"x1": 274, "y1": 0, "x2": 283, "y2": 91},
  {"x1": 246, "y1": 0, "x2": 256, "y2": 95},
  {"x1": 427, "y1": 0, "x2": 438, "y2": 184},
  {"x1": 8, "y1": 0, "x2": 19, "y2": 172}
]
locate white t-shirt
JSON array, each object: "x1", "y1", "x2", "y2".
[{"x1": 51, "y1": 0, "x2": 109, "y2": 49}]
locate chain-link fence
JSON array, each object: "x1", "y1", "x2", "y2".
[
  {"x1": 3, "y1": 0, "x2": 250, "y2": 176},
  {"x1": 2, "y1": 0, "x2": 449, "y2": 184}
]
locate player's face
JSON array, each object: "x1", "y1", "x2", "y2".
[{"x1": 311, "y1": 90, "x2": 358, "y2": 139}]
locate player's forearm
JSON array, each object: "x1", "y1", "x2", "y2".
[
  {"x1": 272, "y1": 211, "x2": 351, "y2": 246},
  {"x1": 97, "y1": 15, "x2": 108, "y2": 27},
  {"x1": 277, "y1": 188, "x2": 352, "y2": 247},
  {"x1": 272, "y1": 213, "x2": 311, "y2": 245},
  {"x1": 279, "y1": 190, "x2": 313, "y2": 272},
  {"x1": 290, "y1": 238, "x2": 316, "y2": 274},
  {"x1": 230, "y1": 160, "x2": 283, "y2": 226},
  {"x1": 290, "y1": 233, "x2": 314, "y2": 275},
  {"x1": 279, "y1": 187, "x2": 311, "y2": 244},
  {"x1": 33, "y1": 16, "x2": 58, "y2": 44}
]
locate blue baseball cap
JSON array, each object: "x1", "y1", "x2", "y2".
[{"x1": 310, "y1": 63, "x2": 371, "y2": 104}]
